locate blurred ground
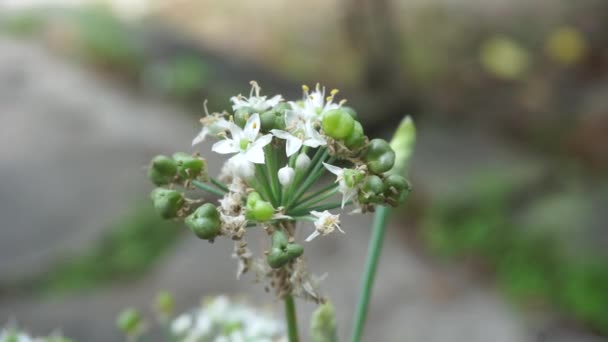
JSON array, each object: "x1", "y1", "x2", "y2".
[{"x1": 0, "y1": 36, "x2": 605, "y2": 342}]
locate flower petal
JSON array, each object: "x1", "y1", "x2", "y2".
[
  {"x1": 305, "y1": 230, "x2": 320, "y2": 242},
  {"x1": 192, "y1": 127, "x2": 208, "y2": 146},
  {"x1": 285, "y1": 136, "x2": 303, "y2": 157},
  {"x1": 251, "y1": 134, "x2": 273, "y2": 150},
  {"x1": 323, "y1": 162, "x2": 343, "y2": 177},
  {"x1": 245, "y1": 147, "x2": 265, "y2": 164},
  {"x1": 212, "y1": 139, "x2": 238, "y2": 154},
  {"x1": 244, "y1": 113, "x2": 261, "y2": 140}
]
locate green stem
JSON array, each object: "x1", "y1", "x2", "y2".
[
  {"x1": 287, "y1": 152, "x2": 331, "y2": 210},
  {"x1": 289, "y1": 187, "x2": 339, "y2": 214},
  {"x1": 210, "y1": 177, "x2": 229, "y2": 192},
  {"x1": 294, "y1": 183, "x2": 338, "y2": 209},
  {"x1": 289, "y1": 200, "x2": 352, "y2": 217},
  {"x1": 191, "y1": 180, "x2": 226, "y2": 197},
  {"x1": 284, "y1": 294, "x2": 299, "y2": 342},
  {"x1": 350, "y1": 205, "x2": 391, "y2": 342}
]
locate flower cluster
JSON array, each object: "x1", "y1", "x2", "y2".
[
  {"x1": 171, "y1": 296, "x2": 284, "y2": 341},
  {"x1": 0, "y1": 328, "x2": 71, "y2": 342},
  {"x1": 147, "y1": 82, "x2": 411, "y2": 300}
]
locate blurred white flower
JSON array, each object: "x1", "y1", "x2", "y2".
[
  {"x1": 231, "y1": 81, "x2": 283, "y2": 113},
  {"x1": 322, "y1": 163, "x2": 360, "y2": 208},
  {"x1": 170, "y1": 296, "x2": 284, "y2": 341},
  {"x1": 306, "y1": 210, "x2": 343, "y2": 241}
]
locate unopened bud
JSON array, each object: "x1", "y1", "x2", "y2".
[
  {"x1": 295, "y1": 153, "x2": 311, "y2": 171},
  {"x1": 278, "y1": 166, "x2": 295, "y2": 186}
]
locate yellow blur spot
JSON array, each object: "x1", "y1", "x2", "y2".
[
  {"x1": 480, "y1": 36, "x2": 530, "y2": 80},
  {"x1": 545, "y1": 27, "x2": 587, "y2": 65}
]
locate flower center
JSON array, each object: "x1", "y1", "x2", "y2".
[{"x1": 239, "y1": 138, "x2": 250, "y2": 150}]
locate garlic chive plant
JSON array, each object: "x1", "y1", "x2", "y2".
[{"x1": 147, "y1": 81, "x2": 412, "y2": 341}]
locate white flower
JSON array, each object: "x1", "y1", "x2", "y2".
[
  {"x1": 171, "y1": 314, "x2": 193, "y2": 335},
  {"x1": 306, "y1": 210, "x2": 343, "y2": 241},
  {"x1": 271, "y1": 122, "x2": 325, "y2": 157},
  {"x1": 295, "y1": 153, "x2": 311, "y2": 171},
  {"x1": 231, "y1": 81, "x2": 283, "y2": 112},
  {"x1": 277, "y1": 165, "x2": 295, "y2": 186},
  {"x1": 292, "y1": 84, "x2": 342, "y2": 121},
  {"x1": 212, "y1": 113, "x2": 272, "y2": 177},
  {"x1": 192, "y1": 113, "x2": 232, "y2": 146},
  {"x1": 323, "y1": 163, "x2": 361, "y2": 208}
]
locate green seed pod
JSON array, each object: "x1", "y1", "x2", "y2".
[
  {"x1": 364, "y1": 175, "x2": 384, "y2": 194},
  {"x1": 185, "y1": 203, "x2": 221, "y2": 240},
  {"x1": 322, "y1": 108, "x2": 355, "y2": 139},
  {"x1": 150, "y1": 188, "x2": 184, "y2": 219},
  {"x1": 344, "y1": 121, "x2": 365, "y2": 149},
  {"x1": 234, "y1": 107, "x2": 253, "y2": 127},
  {"x1": 274, "y1": 113, "x2": 286, "y2": 130},
  {"x1": 173, "y1": 152, "x2": 206, "y2": 180},
  {"x1": 364, "y1": 139, "x2": 396, "y2": 174},
  {"x1": 245, "y1": 192, "x2": 274, "y2": 221},
  {"x1": 342, "y1": 106, "x2": 358, "y2": 120},
  {"x1": 383, "y1": 174, "x2": 411, "y2": 205},
  {"x1": 116, "y1": 308, "x2": 141, "y2": 334},
  {"x1": 267, "y1": 230, "x2": 304, "y2": 268},
  {"x1": 148, "y1": 155, "x2": 177, "y2": 186}
]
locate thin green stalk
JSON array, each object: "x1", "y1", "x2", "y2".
[
  {"x1": 255, "y1": 164, "x2": 276, "y2": 205},
  {"x1": 265, "y1": 146, "x2": 281, "y2": 205},
  {"x1": 289, "y1": 200, "x2": 352, "y2": 217},
  {"x1": 210, "y1": 177, "x2": 229, "y2": 192},
  {"x1": 289, "y1": 187, "x2": 339, "y2": 214},
  {"x1": 294, "y1": 183, "x2": 338, "y2": 209},
  {"x1": 284, "y1": 294, "x2": 299, "y2": 342},
  {"x1": 287, "y1": 152, "x2": 331, "y2": 209},
  {"x1": 191, "y1": 180, "x2": 226, "y2": 197},
  {"x1": 284, "y1": 148, "x2": 319, "y2": 204},
  {"x1": 350, "y1": 205, "x2": 391, "y2": 342}
]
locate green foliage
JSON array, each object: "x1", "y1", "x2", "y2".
[
  {"x1": 33, "y1": 207, "x2": 181, "y2": 294},
  {"x1": 310, "y1": 302, "x2": 338, "y2": 342},
  {"x1": 73, "y1": 7, "x2": 143, "y2": 70},
  {"x1": 422, "y1": 179, "x2": 608, "y2": 333},
  {"x1": 0, "y1": 10, "x2": 46, "y2": 36}
]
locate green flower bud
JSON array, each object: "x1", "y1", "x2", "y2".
[
  {"x1": 150, "y1": 188, "x2": 184, "y2": 219},
  {"x1": 116, "y1": 308, "x2": 141, "y2": 335},
  {"x1": 173, "y1": 152, "x2": 206, "y2": 180},
  {"x1": 364, "y1": 139, "x2": 395, "y2": 174},
  {"x1": 310, "y1": 302, "x2": 338, "y2": 342},
  {"x1": 388, "y1": 116, "x2": 416, "y2": 176},
  {"x1": 185, "y1": 203, "x2": 221, "y2": 240},
  {"x1": 245, "y1": 192, "x2": 274, "y2": 221},
  {"x1": 344, "y1": 121, "x2": 365, "y2": 149},
  {"x1": 267, "y1": 230, "x2": 304, "y2": 269},
  {"x1": 260, "y1": 111, "x2": 277, "y2": 131},
  {"x1": 234, "y1": 108, "x2": 252, "y2": 127},
  {"x1": 148, "y1": 155, "x2": 177, "y2": 186},
  {"x1": 322, "y1": 108, "x2": 355, "y2": 139},
  {"x1": 155, "y1": 291, "x2": 174, "y2": 317}
]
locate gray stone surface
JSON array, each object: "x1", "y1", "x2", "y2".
[{"x1": 0, "y1": 36, "x2": 602, "y2": 342}]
